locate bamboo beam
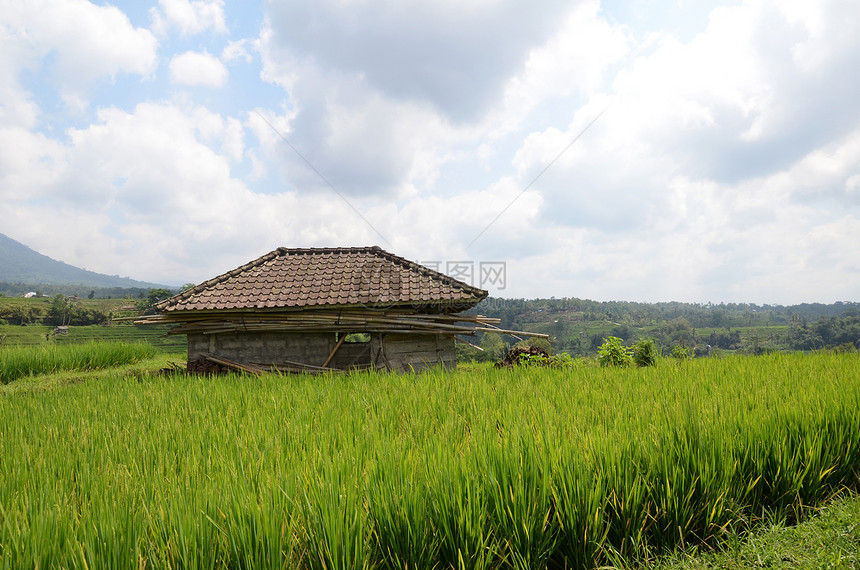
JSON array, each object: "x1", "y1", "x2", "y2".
[
  {"x1": 131, "y1": 309, "x2": 543, "y2": 338},
  {"x1": 454, "y1": 337, "x2": 484, "y2": 351},
  {"x1": 472, "y1": 327, "x2": 549, "y2": 339},
  {"x1": 130, "y1": 311, "x2": 501, "y2": 327},
  {"x1": 322, "y1": 335, "x2": 346, "y2": 368}
]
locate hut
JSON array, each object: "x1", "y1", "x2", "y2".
[{"x1": 136, "y1": 246, "x2": 543, "y2": 374}]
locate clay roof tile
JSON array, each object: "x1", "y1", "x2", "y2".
[{"x1": 156, "y1": 246, "x2": 487, "y2": 313}]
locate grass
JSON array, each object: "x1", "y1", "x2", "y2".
[
  {"x1": 640, "y1": 491, "x2": 860, "y2": 569},
  {"x1": 0, "y1": 352, "x2": 858, "y2": 568}
]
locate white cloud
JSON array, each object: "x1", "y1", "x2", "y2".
[
  {"x1": 263, "y1": 0, "x2": 576, "y2": 123},
  {"x1": 5, "y1": 98, "x2": 403, "y2": 284},
  {"x1": 502, "y1": 0, "x2": 860, "y2": 229},
  {"x1": 493, "y1": 2, "x2": 628, "y2": 135},
  {"x1": 450, "y1": 0, "x2": 860, "y2": 302},
  {"x1": 247, "y1": 0, "x2": 860, "y2": 304},
  {"x1": 0, "y1": 0, "x2": 157, "y2": 112},
  {"x1": 221, "y1": 39, "x2": 254, "y2": 64},
  {"x1": 5, "y1": 101, "x2": 249, "y2": 280},
  {"x1": 150, "y1": 0, "x2": 227, "y2": 37},
  {"x1": 254, "y1": 55, "x2": 467, "y2": 198},
  {"x1": 255, "y1": 1, "x2": 629, "y2": 201},
  {"x1": 169, "y1": 51, "x2": 229, "y2": 87},
  {"x1": 0, "y1": 128, "x2": 67, "y2": 198}
]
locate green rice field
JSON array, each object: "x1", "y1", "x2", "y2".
[
  {"x1": 0, "y1": 323, "x2": 186, "y2": 353},
  {"x1": 0, "y1": 351, "x2": 858, "y2": 569}
]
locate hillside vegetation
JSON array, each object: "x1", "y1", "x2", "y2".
[{"x1": 461, "y1": 297, "x2": 860, "y2": 361}]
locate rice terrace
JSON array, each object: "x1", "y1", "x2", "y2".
[
  {"x1": 1, "y1": 347, "x2": 859, "y2": 569},
  {"x1": 1, "y1": 249, "x2": 859, "y2": 568}
]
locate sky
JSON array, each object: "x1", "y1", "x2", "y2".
[{"x1": 2, "y1": 0, "x2": 859, "y2": 304}]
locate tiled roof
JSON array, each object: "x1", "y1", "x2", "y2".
[{"x1": 156, "y1": 246, "x2": 488, "y2": 313}]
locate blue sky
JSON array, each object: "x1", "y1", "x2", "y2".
[{"x1": 2, "y1": 0, "x2": 859, "y2": 304}]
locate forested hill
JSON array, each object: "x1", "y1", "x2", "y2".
[
  {"x1": 0, "y1": 232, "x2": 167, "y2": 291},
  {"x1": 472, "y1": 297, "x2": 860, "y2": 329},
  {"x1": 464, "y1": 297, "x2": 860, "y2": 357}
]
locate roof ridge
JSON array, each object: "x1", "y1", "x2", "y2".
[{"x1": 275, "y1": 245, "x2": 380, "y2": 254}]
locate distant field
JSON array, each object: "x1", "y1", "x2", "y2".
[
  {"x1": 0, "y1": 323, "x2": 186, "y2": 353},
  {"x1": 0, "y1": 295, "x2": 138, "y2": 313},
  {"x1": 0, "y1": 352, "x2": 857, "y2": 569},
  {"x1": 0, "y1": 295, "x2": 186, "y2": 353}
]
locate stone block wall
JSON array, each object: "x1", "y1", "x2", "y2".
[
  {"x1": 186, "y1": 330, "x2": 456, "y2": 373},
  {"x1": 188, "y1": 331, "x2": 336, "y2": 369}
]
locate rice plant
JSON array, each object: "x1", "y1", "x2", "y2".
[
  {"x1": 0, "y1": 341, "x2": 157, "y2": 384},
  {"x1": 0, "y1": 352, "x2": 857, "y2": 568}
]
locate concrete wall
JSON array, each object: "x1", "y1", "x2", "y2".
[{"x1": 187, "y1": 331, "x2": 456, "y2": 373}]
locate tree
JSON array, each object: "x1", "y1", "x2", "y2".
[
  {"x1": 46, "y1": 294, "x2": 70, "y2": 326},
  {"x1": 479, "y1": 333, "x2": 508, "y2": 362},
  {"x1": 11, "y1": 305, "x2": 33, "y2": 325},
  {"x1": 136, "y1": 288, "x2": 175, "y2": 315},
  {"x1": 513, "y1": 337, "x2": 553, "y2": 355}
]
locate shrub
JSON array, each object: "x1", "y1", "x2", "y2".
[
  {"x1": 671, "y1": 345, "x2": 691, "y2": 360},
  {"x1": 632, "y1": 338, "x2": 658, "y2": 367},
  {"x1": 517, "y1": 351, "x2": 549, "y2": 367},
  {"x1": 517, "y1": 351, "x2": 578, "y2": 369},
  {"x1": 597, "y1": 336, "x2": 633, "y2": 367}
]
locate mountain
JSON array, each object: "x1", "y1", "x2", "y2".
[{"x1": 0, "y1": 232, "x2": 170, "y2": 290}]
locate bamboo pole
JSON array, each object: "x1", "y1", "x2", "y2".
[
  {"x1": 454, "y1": 337, "x2": 484, "y2": 351},
  {"x1": 322, "y1": 335, "x2": 346, "y2": 368},
  {"x1": 472, "y1": 327, "x2": 549, "y2": 338},
  {"x1": 132, "y1": 309, "x2": 544, "y2": 338},
  {"x1": 131, "y1": 311, "x2": 500, "y2": 327}
]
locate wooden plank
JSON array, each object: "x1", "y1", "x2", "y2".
[
  {"x1": 270, "y1": 359, "x2": 339, "y2": 372},
  {"x1": 202, "y1": 353, "x2": 264, "y2": 375}
]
